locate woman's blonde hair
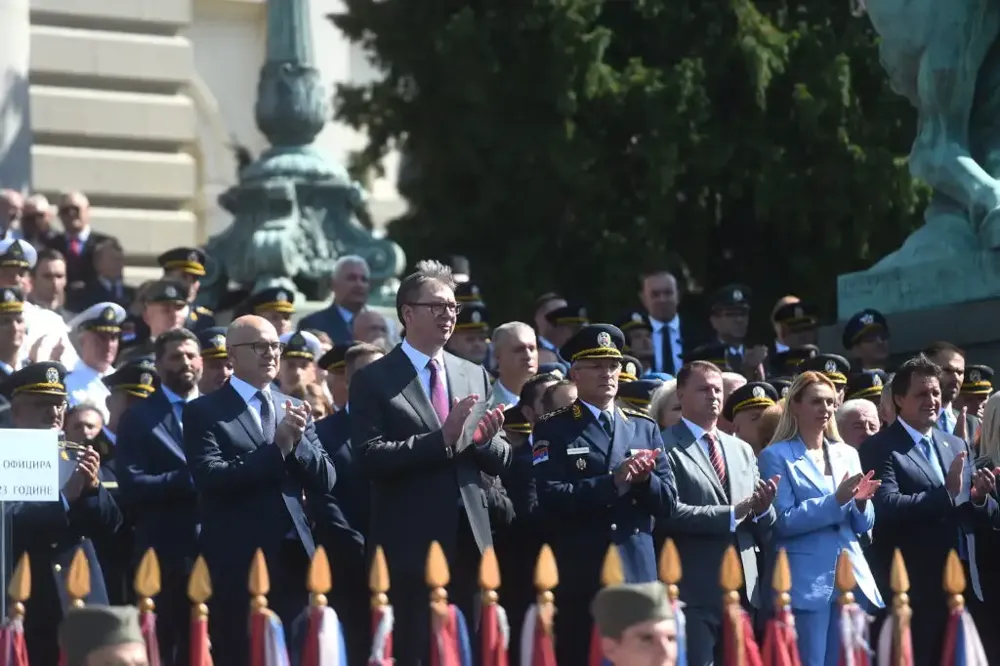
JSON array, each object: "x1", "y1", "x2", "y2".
[
  {"x1": 756, "y1": 402, "x2": 785, "y2": 452},
  {"x1": 649, "y1": 379, "x2": 678, "y2": 427},
  {"x1": 979, "y1": 392, "x2": 1000, "y2": 464},
  {"x1": 768, "y1": 371, "x2": 843, "y2": 445}
]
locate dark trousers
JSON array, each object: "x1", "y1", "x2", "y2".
[
  {"x1": 392, "y1": 515, "x2": 482, "y2": 666},
  {"x1": 156, "y1": 559, "x2": 195, "y2": 666}
]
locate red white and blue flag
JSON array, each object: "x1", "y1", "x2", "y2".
[
  {"x1": 674, "y1": 599, "x2": 688, "y2": 666},
  {"x1": 249, "y1": 611, "x2": 291, "y2": 666},
  {"x1": 0, "y1": 618, "x2": 28, "y2": 666},
  {"x1": 519, "y1": 605, "x2": 557, "y2": 666},
  {"x1": 836, "y1": 602, "x2": 870, "y2": 666},
  {"x1": 722, "y1": 604, "x2": 763, "y2": 666},
  {"x1": 301, "y1": 606, "x2": 349, "y2": 666},
  {"x1": 761, "y1": 608, "x2": 800, "y2": 666},
  {"x1": 481, "y1": 602, "x2": 510, "y2": 666},
  {"x1": 875, "y1": 614, "x2": 911, "y2": 666},
  {"x1": 430, "y1": 604, "x2": 472, "y2": 666},
  {"x1": 368, "y1": 605, "x2": 394, "y2": 666},
  {"x1": 941, "y1": 605, "x2": 988, "y2": 666}
]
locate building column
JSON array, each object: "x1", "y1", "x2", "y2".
[{"x1": 0, "y1": 0, "x2": 31, "y2": 191}]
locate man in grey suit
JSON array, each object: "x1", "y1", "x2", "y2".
[
  {"x1": 659, "y1": 360, "x2": 779, "y2": 666},
  {"x1": 349, "y1": 259, "x2": 511, "y2": 665},
  {"x1": 486, "y1": 321, "x2": 539, "y2": 409}
]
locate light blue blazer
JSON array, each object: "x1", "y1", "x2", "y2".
[{"x1": 757, "y1": 437, "x2": 884, "y2": 611}]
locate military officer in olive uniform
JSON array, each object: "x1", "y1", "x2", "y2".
[
  {"x1": 157, "y1": 247, "x2": 215, "y2": 333},
  {"x1": 532, "y1": 323, "x2": 678, "y2": 666},
  {"x1": 0, "y1": 362, "x2": 123, "y2": 666}
]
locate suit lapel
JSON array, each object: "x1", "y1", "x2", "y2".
[
  {"x1": 391, "y1": 347, "x2": 441, "y2": 430},
  {"x1": 151, "y1": 394, "x2": 186, "y2": 459},
  {"x1": 609, "y1": 407, "x2": 634, "y2": 469},
  {"x1": 788, "y1": 437, "x2": 830, "y2": 494},
  {"x1": 717, "y1": 432, "x2": 743, "y2": 498},
  {"x1": 443, "y1": 353, "x2": 471, "y2": 404},
  {"x1": 228, "y1": 384, "x2": 266, "y2": 448},
  {"x1": 898, "y1": 423, "x2": 941, "y2": 487},
  {"x1": 673, "y1": 422, "x2": 727, "y2": 502},
  {"x1": 578, "y1": 403, "x2": 612, "y2": 460},
  {"x1": 932, "y1": 430, "x2": 956, "y2": 477}
]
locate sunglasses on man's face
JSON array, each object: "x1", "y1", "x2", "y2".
[{"x1": 58, "y1": 206, "x2": 80, "y2": 217}]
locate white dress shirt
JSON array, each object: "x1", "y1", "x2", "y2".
[
  {"x1": 65, "y1": 361, "x2": 114, "y2": 421},
  {"x1": 159, "y1": 384, "x2": 200, "y2": 434},
  {"x1": 649, "y1": 314, "x2": 683, "y2": 375},
  {"x1": 491, "y1": 380, "x2": 519, "y2": 409},
  {"x1": 400, "y1": 339, "x2": 449, "y2": 403}
]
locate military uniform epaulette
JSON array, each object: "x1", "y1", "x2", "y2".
[
  {"x1": 195, "y1": 305, "x2": 214, "y2": 316},
  {"x1": 620, "y1": 406, "x2": 655, "y2": 423},
  {"x1": 537, "y1": 405, "x2": 572, "y2": 422}
]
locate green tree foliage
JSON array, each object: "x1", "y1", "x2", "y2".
[{"x1": 332, "y1": 0, "x2": 925, "y2": 329}]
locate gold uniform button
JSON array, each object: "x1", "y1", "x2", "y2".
[
  {"x1": 633, "y1": 528, "x2": 640, "y2": 536},
  {"x1": 54, "y1": 564, "x2": 62, "y2": 572}
]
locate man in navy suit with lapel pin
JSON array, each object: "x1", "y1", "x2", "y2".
[
  {"x1": 315, "y1": 340, "x2": 384, "y2": 666},
  {"x1": 861, "y1": 355, "x2": 1000, "y2": 666},
  {"x1": 349, "y1": 259, "x2": 510, "y2": 666},
  {"x1": 184, "y1": 315, "x2": 358, "y2": 665},
  {"x1": 531, "y1": 323, "x2": 678, "y2": 666},
  {"x1": 117, "y1": 327, "x2": 203, "y2": 666},
  {"x1": 1, "y1": 361, "x2": 122, "y2": 666}
]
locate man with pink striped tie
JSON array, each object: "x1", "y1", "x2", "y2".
[{"x1": 349, "y1": 259, "x2": 510, "y2": 666}]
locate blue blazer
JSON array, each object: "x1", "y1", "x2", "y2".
[{"x1": 758, "y1": 437, "x2": 883, "y2": 611}]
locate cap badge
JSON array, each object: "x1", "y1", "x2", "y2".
[
  {"x1": 277, "y1": 290, "x2": 288, "y2": 302},
  {"x1": 2, "y1": 290, "x2": 13, "y2": 303},
  {"x1": 139, "y1": 372, "x2": 153, "y2": 387},
  {"x1": 597, "y1": 332, "x2": 613, "y2": 349},
  {"x1": 165, "y1": 285, "x2": 178, "y2": 299},
  {"x1": 860, "y1": 313, "x2": 874, "y2": 325},
  {"x1": 102, "y1": 306, "x2": 115, "y2": 321},
  {"x1": 631, "y1": 312, "x2": 642, "y2": 322},
  {"x1": 45, "y1": 367, "x2": 59, "y2": 384},
  {"x1": 290, "y1": 333, "x2": 304, "y2": 346},
  {"x1": 211, "y1": 334, "x2": 225, "y2": 349},
  {"x1": 575, "y1": 458, "x2": 587, "y2": 471},
  {"x1": 732, "y1": 289, "x2": 743, "y2": 302},
  {"x1": 625, "y1": 362, "x2": 636, "y2": 376},
  {"x1": 970, "y1": 370, "x2": 982, "y2": 383},
  {"x1": 752, "y1": 386, "x2": 766, "y2": 399},
  {"x1": 188, "y1": 251, "x2": 199, "y2": 262},
  {"x1": 824, "y1": 360, "x2": 837, "y2": 373},
  {"x1": 872, "y1": 374, "x2": 883, "y2": 387},
  {"x1": 9, "y1": 242, "x2": 22, "y2": 258},
  {"x1": 781, "y1": 386, "x2": 790, "y2": 398},
  {"x1": 138, "y1": 360, "x2": 155, "y2": 372},
  {"x1": 471, "y1": 310, "x2": 482, "y2": 323}
]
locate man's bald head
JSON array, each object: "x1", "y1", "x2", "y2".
[
  {"x1": 227, "y1": 315, "x2": 277, "y2": 345},
  {"x1": 227, "y1": 315, "x2": 281, "y2": 388}
]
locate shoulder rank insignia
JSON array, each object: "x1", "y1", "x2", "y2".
[
  {"x1": 621, "y1": 406, "x2": 655, "y2": 423},
  {"x1": 538, "y1": 405, "x2": 571, "y2": 422},
  {"x1": 532, "y1": 440, "x2": 550, "y2": 465},
  {"x1": 572, "y1": 404, "x2": 583, "y2": 419},
  {"x1": 196, "y1": 305, "x2": 214, "y2": 316}
]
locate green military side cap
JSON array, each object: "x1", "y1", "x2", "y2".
[
  {"x1": 58, "y1": 605, "x2": 144, "y2": 666},
  {"x1": 591, "y1": 581, "x2": 674, "y2": 638}
]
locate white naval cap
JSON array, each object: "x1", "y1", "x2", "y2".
[
  {"x1": 0, "y1": 238, "x2": 37, "y2": 269},
  {"x1": 279, "y1": 330, "x2": 322, "y2": 360},
  {"x1": 67, "y1": 302, "x2": 127, "y2": 333}
]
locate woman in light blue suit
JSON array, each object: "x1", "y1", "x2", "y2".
[{"x1": 757, "y1": 371, "x2": 884, "y2": 666}]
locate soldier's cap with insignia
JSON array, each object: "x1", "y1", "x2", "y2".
[
  {"x1": 280, "y1": 330, "x2": 322, "y2": 362},
  {"x1": 197, "y1": 326, "x2": 228, "y2": 360},
  {"x1": 246, "y1": 286, "x2": 296, "y2": 314},
  {"x1": 619, "y1": 355, "x2": 642, "y2": 383},
  {"x1": 455, "y1": 282, "x2": 484, "y2": 305},
  {"x1": 845, "y1": 369, "x2": 889, "y2": 401},
  {"x1": 772, "y1": 300, "x2": 819, "y2": 331},
  {"x1": 102, "y1": 358, "x2": 157, "y2": 399},
  {"x1": 59, "y1": 605, "x2": 144, "y2": 666},
  {"x1": 723, "y1": 381, "x2": 778, "y2": 422},
  {"x1": 962, "y1": 364, "x2": 995, "y2": 396},
  {"x1": 455, "y1": 302, "x2": 490, "y2": 331},
  {"x1": 67, "y1": 302, "x2": 127, "y2": 334},
  {"x1": 560, "y1": 324, "x2": 625, "y2": 363},
  {"x1": 842, "y1": 308, "x2": 889, "y2": 350},
  {"x1": 615, "y1": 311, "x2": 652, "y2": 333},
  {"x1": 503, "y1": 404, "x2": 532, "y2": 434},
  {"x1": 318, "y1": 340, "x2": 360, "y2": 373},
  {"x1": 617, "y1": 378, "x2": 664, "y2": 410},
  {"x1": 537, "y1": 362, "x2": 568, "y2": 379},
  {"x1": 0, "y1": 361, "x2": 68, "y2": 399},
  {"x1": 710, "y1": 284, "x2": 752, "y2": 311},
  {"x1": 157, "y1": 246, "x2": 207, "y2": 277},
  {"x1": 799, "y1": 353, "x2": 851, "y2": 387},
  {"x1": 770, "y1": 345, "x2": 819, "y2": 376},
  {"x1": 546, "y1": 303, "x2": 590, "y2": 327},
  {"x1": 769, "y1": 376, "x2": 792, "y2": 400},
  {"x1": 0, "y1": 286, "x2": 25, "y2": 314},
  {"x1": 0, "y1": 238, "x2": 36, "y2": 270},
  {"x1": 144, "y1": 279, "x2": 188, "y2": 305},
  {"x1": 591, "y1": 581, "x2": 674, "y2": 639},
  {"x1": 683, "y1": 342, "x2": 729, "y2": 368}
]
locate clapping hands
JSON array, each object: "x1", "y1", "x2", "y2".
[
  {"x1": 62, "y1": 446, "x2": 101, "y2": 502},
  {"x1": 612, "y1": 449, "x2": 661, "y2": 489},
  {"x1": 971, "y1": 466, "x2": 1000, "y2": 503},
  {"x1": 275, "y1": 400, "x2": 310, "y2": 455}
]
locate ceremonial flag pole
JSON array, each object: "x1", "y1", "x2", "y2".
[
  {"x1": 301, "y1": 547, "x2": 348, "y2": 666},
  {"x1": 426, "y1": 542, "x2": 471, "y2": 666},
  {"x1": 0, "y1": 553, "x2": 30, "y2": 666},
  {"x1": 720, "y1": 546, "x2": 762, "y2": 666},
  {"x1": 660, "y1": 540, "x2": 688, "y2": 666},
  {"x1": 188, "y1": 557, "x2": 213, "y2": 666},
  {"x1": 519, "y1": 546, "x2": 558, "y2": 666},
  {"x1": 760, "y1": 550, "x2": 801, "y2": 666},
  {"x1": 876, "y1": 550, "x2": 913, "y2": 666},
  {"x1": 939, "y1": 550, "x2": 988, "y2": 666},
  {"x1": 835, "y1": 551, "x2": 871, "y2": 666},
  {"x1": 479, "y1": 547, "x2": 508, "y2": 666},
  {"x1": 135, "y1": 549, "x2": 162, "y2": 666},
  {"x1": 247, "y1": 549, "x2": 290, "y2": 666}
]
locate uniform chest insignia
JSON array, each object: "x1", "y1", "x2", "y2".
[
  {"x1": 621, "y1": 407, "x2": 655, "y2": 423},
  {"x1": 572, "y1": 404, "x2": 582, "y2": 419},
  {"x1": 576, "y1": 457, "x2": 587, "y2": 471},
  {"x1": 532, "y1": 441, "x2": 550, "y2": 466},
  {"x1": 538, "y1": 405, "x2": 570, "y2": 421}
]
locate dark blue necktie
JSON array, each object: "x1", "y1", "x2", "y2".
[{"x1": 257, "y1": 391, "x2": 275, "y2": 442}]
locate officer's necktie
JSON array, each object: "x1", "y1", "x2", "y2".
[
  {"x1": 705, "y1": 431, "x2": 728, "y2": 489},
  {"x1": 918, "y1": 436, "x2": 945, "y2": 484},
  {"x1": 599, "y1": 411, "x2": 614, "y2": 438},
  {"x1": 257, "y1": 390, "x2": 275, "y2": 443}
]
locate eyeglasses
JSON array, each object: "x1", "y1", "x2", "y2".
[
  {"x1": 231, "y1": 341, "x2": 286, "y2": 356},
  {"x1": 408, "y1": 301, "x2": 463, "y2": 316},
  {"x1": 58, "y1": 206, "x2": 80, "y2": 217}
]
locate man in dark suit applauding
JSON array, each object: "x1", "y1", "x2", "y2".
[
  {"x1": 862, "y1": 355, "x2": 999, "y2": 666},
  {"x1": 349, "y1": 259, "x2": 511, "y2": 665},
  {"x1": 184, "y1": 315, "x2": 357, "y2": 664}
]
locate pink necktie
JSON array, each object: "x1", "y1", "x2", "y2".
[
  {"x1": 427, "y1": 358, "x2": 449, "y2": 424},
  {"x1": 705, "y1": 432, "x2": 728, "y2": 488}
]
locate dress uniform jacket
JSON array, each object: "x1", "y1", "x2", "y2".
[
  {"x1": 14, "y1": 444, "x2": 123, "y2": 666},
  {"x1": 531, "y1": 400, "x2": 677, "y2": 666}
]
